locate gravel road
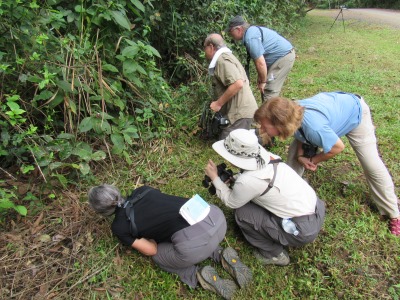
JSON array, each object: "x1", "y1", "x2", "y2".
[{"x1": 309, "y1": 8, "x2": 400, "y2": 29}]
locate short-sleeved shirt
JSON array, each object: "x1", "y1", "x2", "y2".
[
  {"x1": 111, "y1": 187, "x2": 190, "y2": 246},
  {"x1": 243, "y1": 26, "x2": 293, "y2": 67},
  {"x1": 212, "y1": 52, "x2": 258, "y2": 124},
  {"x1": 294, "y1": 92, "x2": 362, "y2": 153}
]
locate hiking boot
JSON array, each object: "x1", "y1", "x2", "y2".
[
  {"x1": 389, "y1": 218, "x2": 400, "y2": 236},
  {"x1": 196, "y1": 265, "x2": 237, "y2": 300},
  {"x1": 253, "y1": 249, "x2": 290, "y2": 266},
  {"x1": 221, "y1": 247, "x2": 253, "y2": 289}
]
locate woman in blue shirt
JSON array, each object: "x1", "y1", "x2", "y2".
[{"x1": 254, "y1": 92, "x2": 400, "y2": 236}]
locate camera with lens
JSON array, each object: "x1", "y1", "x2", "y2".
[
  {"x1": 202, "y1": 163, "x2": 234, "y2": 195},
  {"x1": 214, "y1": 113, "x2": 230, "y2": 127},
  {"x1": 302, "y1": 143, "x2": 318, "y2": 158}
]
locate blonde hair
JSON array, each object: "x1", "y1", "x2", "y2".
[{"x1": 254, "y1": 97, "x2": 304, "y2": 140}]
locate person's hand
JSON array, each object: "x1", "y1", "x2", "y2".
[
  {"x1": 210, "y1": 101, "x2": 222, "y2": 112},
  {"x1": 298, "y1": 156, "x2": 318, "y2": 171},
  {"x1": 257, "y1": 82, "x2": 266, "y2": 93},
  {"x1": 205, "y1": 159, "x2": 218, "y2": 180}
]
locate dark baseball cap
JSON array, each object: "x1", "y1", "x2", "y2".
[{"x1": 226, "y1": 15, "x2": 246, "y2": 32}]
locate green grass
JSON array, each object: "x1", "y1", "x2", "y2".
[
  {"x1": 71, "y1": 14, "x2": 400, "y2": 300},
  {"x1": 2, "y1": 12, "x2": 400, "y2": 300}
]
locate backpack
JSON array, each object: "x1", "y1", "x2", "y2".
[
  {"x1": 123, "y1": 186, "x2": 154, "y2": 236},
  {"x1": 198, "y1": 103, "x2": 229, "y2": 140}
]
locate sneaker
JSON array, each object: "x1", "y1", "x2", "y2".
[
  {"x1": 253, "y1": 249, "x2": 290, "y2": 266},
  {"x1": 197, "y1": 265, "x2": 237, "y2": 300},
  {"x1": 221, "y1": 247, "x2": 253, "y2": 289},
  {"x1": 389, "y1": 218, "x2": 400, "y2": 236}
]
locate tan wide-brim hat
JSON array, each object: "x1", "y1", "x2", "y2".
[{"x1": 212, "y1": 129, "x2": 271, "y2": 171}]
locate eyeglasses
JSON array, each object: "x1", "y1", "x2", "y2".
[{"x1": 229, "y1": 26, "x2": 240, "y2": 33}]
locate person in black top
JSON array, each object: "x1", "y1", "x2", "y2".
[{"x1": 88, "y1": 184, "x2": 253, "y2": 299}]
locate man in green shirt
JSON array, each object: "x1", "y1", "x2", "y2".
[{"x1": 204, "y1": 33, "x2": 258, "y2": 140}]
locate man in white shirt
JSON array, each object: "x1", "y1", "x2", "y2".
[{"x1": 205, "y1": 129, "x2": 325, "y2": 265}]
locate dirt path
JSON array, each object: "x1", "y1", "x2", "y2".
[{"x1": 309, "y1": 8, "x2": 400, "y2": 29}]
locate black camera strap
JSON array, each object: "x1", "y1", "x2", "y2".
[
  {"x1": 260, "y1": 158, "x2": 282, "y2": 196},
  {"x1": 124, "y1": 186, "x2": 154, "y2": 236},
  {"x1": 298, "y1": 127, "x2": 315, "y2": 146}
]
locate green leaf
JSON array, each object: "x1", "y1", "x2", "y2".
[
  {"x1": 74, "y1": 5, "x2": 86, "y2": 13},
  {"x1": 1, "y1": 130, "x2": 10, "y2": 146},
  {"x1": 111, "y1": 133, "x2": 125, "y2": 149},
  {"x1": 121, "y1": 45, "x2": 139, "y2": 58},
  {"x1": 79, "y1": 162, "x2": 90, "y2": 175},
  {"x1": 102, "y1": 64, "x2": 119, "y2": 73},
  {"x1": 56, "y1": 80, "x2": 73, "y2": 92},
  {"x1": 110, "y1": 10, "x2": 131, "y2": 31},
  {"x1": 49, "y1": 94, "x2": 64, "y2": 109},
  {"x1": 49, "y1": 162, "x2": 64, "y2": 170},
  {"x1": 52, "y1": 174, "x2": 68, "y2": 188},
  {"x1": 99, "y1": 112, "x2": 114, "y2": 120},
  {"x1": 0, "y1": 199, "x2": 14, "y2": 209},
  {"x1": 125, "y1": 73, "x2": 143, "y2": 88},
  {"x1": 14, "y1": 205, "x2": 27, "y2": 216},
  {"x1": 73, "y1": 147, "x2": 92, "y2": 161},
  {"x1": 130, "y1": 0, "x2": 145, "y2": 12},
  {"x1": 94, "y1": 120, "x2": 111, "y2": 134},
  {"x1": 68, "y1": 99, "x2": 77, "y2": 114},
  {"x1": 7, "y1": 101, "x2": 22, "y2": 111},
  {"x1": 122, "y1": 150, "x2": 133, "y2": 165},
  {"x1": 34, "y1": 90, "x2": 54, "y2": 101},
  {"x1": 136, "y1": 64, "x2": 147, "y2": 75},
  {"x1": 57, "y1": 133, "x2": 75, "y2": 139},
  {"x1": 91, "y1": 150, "x2": 106, "y2": 161},
  {"x1": 147, "y1": 45, "x2": 161, "y2": 58},
  {"x1": 79, "y1": 117, "x2": 93, "y2": 133},
  {"x1": 123, "y1": 60, "x2": 138, "y2": 74}
]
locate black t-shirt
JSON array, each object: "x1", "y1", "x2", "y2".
[{"x1": 111, "y1": 186, "x2": 190, "y2": 246}]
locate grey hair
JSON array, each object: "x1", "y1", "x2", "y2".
[
  {"x1": 242, "y1": 22, "x2": 251, "y2": 30},
  {"x1": 204, "y1": 33, "x2": 226, "y2": 50},
  {"x1": 88, "y1": 184, "x2": 125, "y2": 216}
]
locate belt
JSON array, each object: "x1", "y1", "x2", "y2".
[
  {"x1": 291, "y1": 213, "x2": 315, "y2": 223},
  {"x1": 286, "y1": 48, "x2": 294, "y2": 55},
  {"x1": 290, "y1": 197, "x2": 324, "y2": 223}
]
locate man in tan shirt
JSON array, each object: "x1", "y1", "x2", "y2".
[{"x1": 204, "y1": 33, "x2": 258, "y2": 140}]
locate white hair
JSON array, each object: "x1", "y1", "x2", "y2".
[{"x1": 88, "y1": 184, "x2": 125, "y2": 216}]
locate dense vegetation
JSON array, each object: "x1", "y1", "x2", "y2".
[{"x1": 0, "y1": 0, "x2": 308, "y2": 215}]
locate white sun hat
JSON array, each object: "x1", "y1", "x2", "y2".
[{"x1": 212, "y1": 129, "x2": 271, "y2": 171}]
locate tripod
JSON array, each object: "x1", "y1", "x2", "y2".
[{"x1": 329, "y1": 6, "x2": 346, "y2": 32}]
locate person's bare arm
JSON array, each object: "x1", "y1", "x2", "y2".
[
  {"x1": 131, "y1": 238, "x2": 157, "y2": 256},
  {"x1": 311, "y1": 138, "x2": 345, "y2": 164},
  {"x1": 254, "y1": 56, "x2": 267, "y2": 93},
  {"x1": 298, "y1": 138, "x2": 345, "y2": 171}
]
